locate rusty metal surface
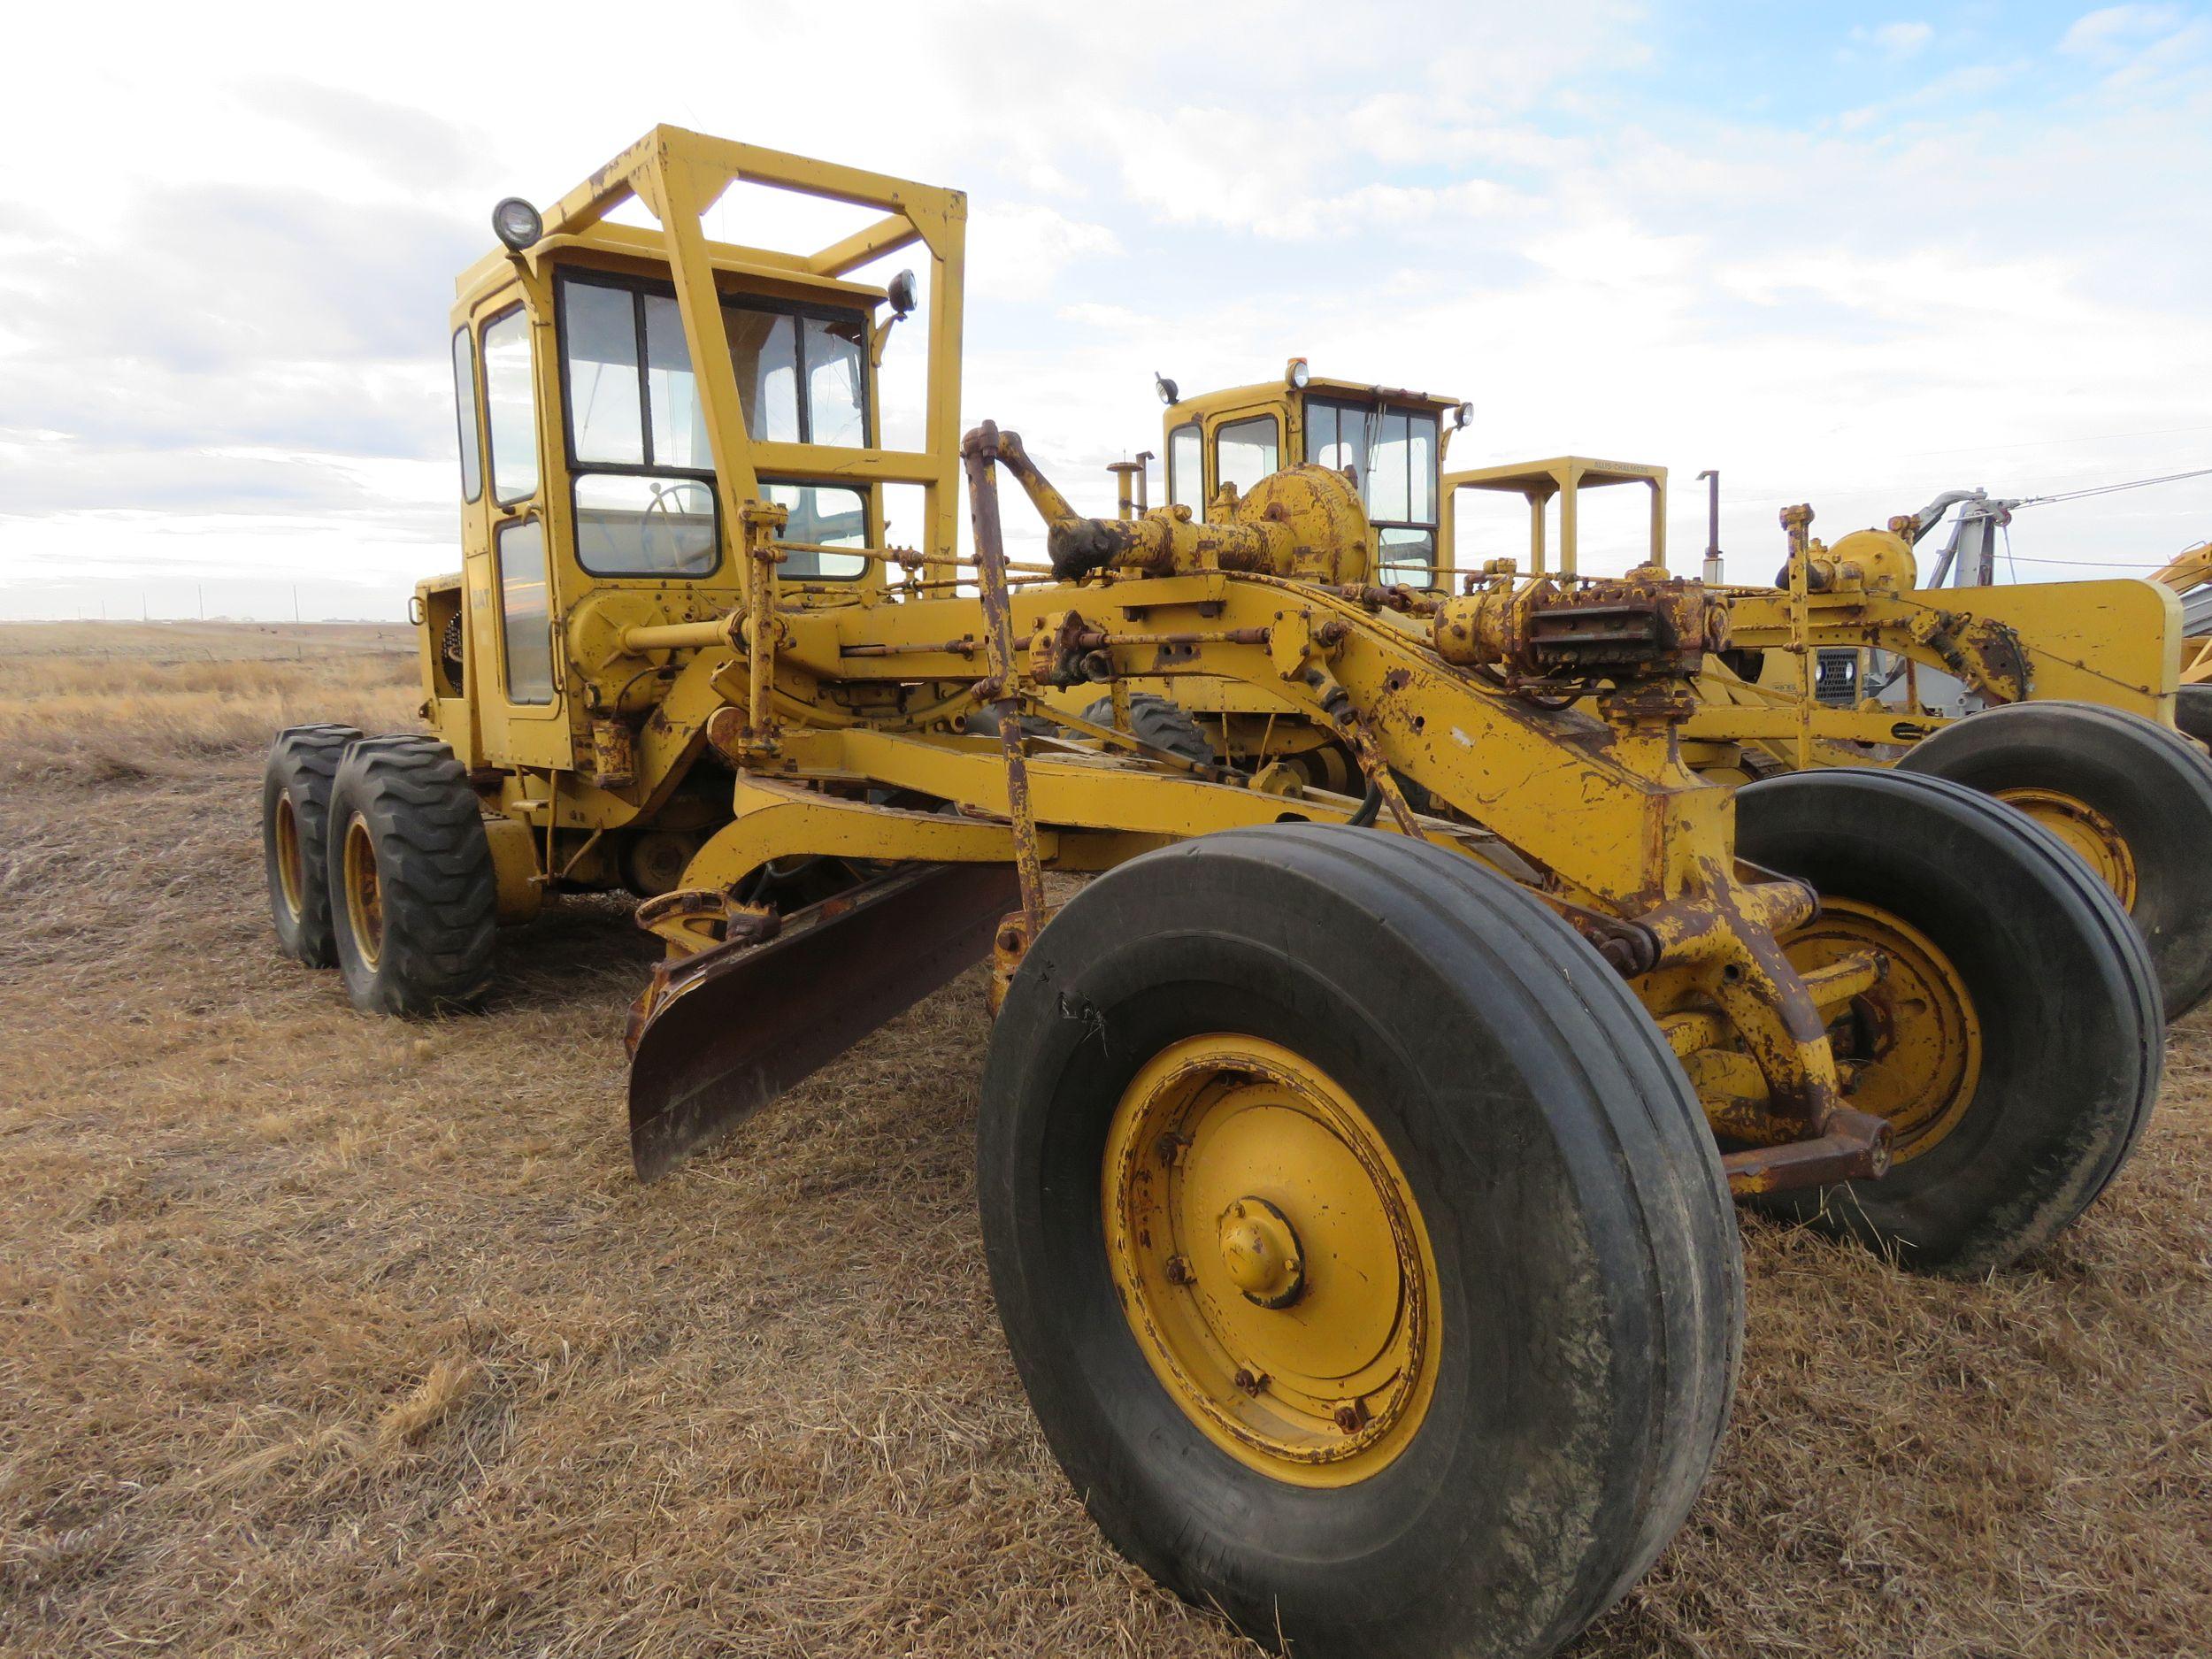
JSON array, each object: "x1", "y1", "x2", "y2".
[
  {"x1": 1721, "y1": 1106, "x2": 1893, "y2": 1196},
  {"x1": 626, "y1": 863, "x2": 1020, "y2": 1181},
  {"x1": 963, "y1": 421, "x2": 1048, "y2": 944},
  {"x1": 1432, "y1": 567, "x2": 1728, "y2": 689}
]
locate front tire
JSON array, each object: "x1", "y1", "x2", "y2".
[
  {"x1": 262, "y1": 724, "x2": 362, "y2": 967},
  {"x1": 326, "y1": 737, "x2": 497, "y2": 1016},
  {"x1": 979, "y1": 826, "x2": 1741, "y2": 1658},
  {"x1": 1737, "y1": 768, "x2": 2161, "y2": 1273},
  {"x1": 1898, "y1": 700, "x2": 2212, "y2": 1018}
]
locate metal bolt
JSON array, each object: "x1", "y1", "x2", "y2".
[
  {"x1": 1233, "y1": 1367, "x2": 1267, "y2": 1395},
  {"x1": 1333, "y1": 1401, "x2": 1369, "y2": 1434},
  {"x1": 1155, "y1": 1131, "x2": 1190, "y2": 1167},
  {"x1": 1164, "y1": 1255, "x2": 1194, "y2": 1285}
]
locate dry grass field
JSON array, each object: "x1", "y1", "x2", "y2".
[{"x1": 2, "y1": 620, "x2": 2208, "y2": 1658}]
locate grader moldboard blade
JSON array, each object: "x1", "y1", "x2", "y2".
[{"x1": 626, "y1": 863, "x2": 1019, "y2": 1180}]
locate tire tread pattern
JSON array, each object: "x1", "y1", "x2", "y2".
[
  {"x1": 326, "y1": 735, "x2": 497, "y2": 1015},
  {"x1": 262, "y1": 723, "x2": 363, "y2": 967}
]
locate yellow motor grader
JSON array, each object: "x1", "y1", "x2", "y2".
[
  {"x1": 1124, "y1": 377, "x2": 2212, "y2": 1018},
  {"x1": 263, "y1": 128, "x2": 2162, "y2": 1659}
]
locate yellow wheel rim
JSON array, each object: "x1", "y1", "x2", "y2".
[
  {"x1": 1101, "y1": 1034, "x2": 1440, "y2": 1486},
  {"x1": 273, "y1": 795, "x2": 305, "y2": 920},
  {"x1": 1786, "y1": 900, "x2": 1981, "y2": 1163},
  {"x1": 1994, "y1": 787, "x2": 2138, "y2": 910},
  {"x1": 341, "y1": 814, "x2": 384, "y2": 970}
]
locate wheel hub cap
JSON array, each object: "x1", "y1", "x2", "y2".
[
  {"x1": 342, "y1": 815, "x2": 384, "y2": 969},
  {"x1": 1102, "y1": 1034, "x2": 1440, "y2": 1487},
  {"x1": 1786, "y1": 899, "x2": 1981, "y2": 1162},
  {"x1": 273, "y1": 795, "x2": 304, "y2": 919},
  {"x1": 1993, "y1": 787, "x2": 2138, "y2": 910},
  {"x1": 1217, "y1": 1196, "x2": 1304, "y2": 1308}
]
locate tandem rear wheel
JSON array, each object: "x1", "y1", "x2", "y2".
[
  {"x1": 262, "y1": 723, "x2": 364, "y2": 967},
  {"x1": 324, "y1": 736, "x2": 499, "y2": 1016},
  {"x1": 978, "y1": 826, "x2": 1741, "y2": 1659}
]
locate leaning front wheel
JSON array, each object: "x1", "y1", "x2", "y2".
[
  {"x1": 1737, "y1": 768, "x2": 2162, "y2": 1273},
  {"x1": 1899, "y1": 700, "x2": 2212, "y2": 1018},
  {"x1": 979, "y1": 826, "x2": 1742, "y2": 1658}
]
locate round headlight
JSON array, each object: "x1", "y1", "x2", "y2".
[
  {"x1": 492, "y1": 196, "x2": 543, "y2": 252},
  {"x1": 1453, "y1": 401, "x2": 1474, "y2": 430},
  {"x1": 1155, "y1": 372, "x2": 1179, "y2": 406},
  {"x1": 1286, "y1": 357, "x2": 1310, "y2": 389},
  {"x1": 887, "y1": 268, "x2": 918, "y2": 318}
]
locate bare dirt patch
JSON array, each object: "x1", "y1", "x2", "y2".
[{"x1": 2, "y1": 623, "x2": 2206, "y2": 1657}]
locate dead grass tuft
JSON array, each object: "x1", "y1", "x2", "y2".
[{"x1": 0, "y1": 622, "x2": 2206, "y2": 1657}]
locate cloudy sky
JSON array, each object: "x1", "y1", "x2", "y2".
[{"x1": 2, "y1": 0, "x2": 2208, "y2": 619}]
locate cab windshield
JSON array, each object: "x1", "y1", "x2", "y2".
[
  {"x1": 556, "y1": 269, "x2": 871, "y2": 578},
  {"x1": 1307, "y1": 398, "x2": 1440, "y2": 586}
]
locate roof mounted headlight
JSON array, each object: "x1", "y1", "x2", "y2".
[
  {"x1": 492, "y1": 196, "x2": 543, "y2": 253},
  {"x1": 1286, "y1": 356, "x2": 1310, "y2": 389},
  {"x1": 1452, "y1": 401, "x2": 1474, "y2": 430},
  {"x1": 1155, "y1": 371, "x2": 1179, "y2": 406},
  {"x1": 887, "y1": 268, "x2": 918, "y2": 318}
]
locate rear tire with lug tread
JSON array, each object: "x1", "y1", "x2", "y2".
[
  {"x1": 978, "y1": 824, "x2": 1741, "y2": 1659},
  {"x1": 262, "y1": 723, "x2": 363, "y2": 968},
  {"x1": 326, "y1": 736, "x2": 497, "y2": 1016},
  {"x1": 1898, "y1": 699, "x2": 2212, "y2": 1018},
  {"x1": 1736, "y1": 767, "x2": 2161, "y2": 1274},
  {"x1": 1079, "y1": 691, "x2": 1213, "y2": 765}
]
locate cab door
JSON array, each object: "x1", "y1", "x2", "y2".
[{"x1": 473, "y1": 294, "x2": 572, "y2": 771}]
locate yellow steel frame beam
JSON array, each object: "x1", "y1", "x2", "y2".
[
  {"x1": 711, "y1": 570, "x2": 1725, "y2": 910},
  {"x1": 1440, "y1": 457, "x2": 1669, "y2": 579},
  {"x1": 1723, "y1": 578, "x2": 2180, "y2": 719},
  {"x1": 524, "y1": 126, "x2": 967, "y2": 591}
]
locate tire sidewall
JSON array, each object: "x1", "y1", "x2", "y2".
[
  {"x1": 325, "y1": 763, "x2": 391, "y2": 1013},
  {"x1": 1738, "y1": 769, "x2": 2156, "y2": 1269},
  {"x1": 1900, "y1": 701, "x2": 2212, "y2": 1018},
  {"x1": 262, "y1": 730, "x2": 353, "y2": 967},
  {"x1": 979, "y1": 833, "x2": 1724, "y2": 1655}
]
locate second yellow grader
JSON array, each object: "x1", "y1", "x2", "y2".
[
  {"x1": 1135, "y1": 370, "x2": 2212, "y2": 1018},
  {"x1": 264, "y1": 130, "x2": 2163, "y2": 1659}
]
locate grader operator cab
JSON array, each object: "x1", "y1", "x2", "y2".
[
  {"x1": 265, "y1": 129, "x2": 2166, "y2": 1659},
  {"x1": 1158, "y1": 365, "x2": 1469, "y2": 587}
]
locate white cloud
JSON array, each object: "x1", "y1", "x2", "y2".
[
  {"x1": 2062, "y1": 4, "x2": 2185, "y2": 59},
  {"x1": 2, "y1": 0, "x2": 2208, "y2": 615},
  {"x1": 964, "y1": 204, "x2": 1122, "y2": 301},
  {"x1": 1853, "y1": 19, "x2": 1935, "y2": 58}
]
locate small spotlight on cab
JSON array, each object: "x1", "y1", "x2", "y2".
[
  {"x1": 492, "y1": 197, "x2": 544, "y2": 252},
  {"x1": 1286, "y1": 357, "x2": 1310, "y2": 389},
  {"x1": 1155, "y1": 371, "x2": 1179, "y2": 406}
]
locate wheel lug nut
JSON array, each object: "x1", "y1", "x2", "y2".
[
  {"x1": 1164, "y1": 1254, "x2": 1194, "y2": 1285},
  {"x1": 1233, "y1": 1367, "x2": 1267, "y2": 1395},
  {"x1": 1333, "y1": 1400, "x2": 1369, "y2": 1434}
]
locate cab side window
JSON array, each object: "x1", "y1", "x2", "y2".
[
  {"x1": 1215, "y1": 415, "x2": 1279, "y2": 501},
  {"x1": 1168, "y1": 423, "x2": 1202, "y2": 514},
  {"x1": 482, "y1": 308, "x2": 539, "y2": 504},
  {"x1": 451, "y1": 328, "x2": 482, "y2": 503},
  {"x1": 497, "y1": 518, "x2": 555, "y2": 705}
]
